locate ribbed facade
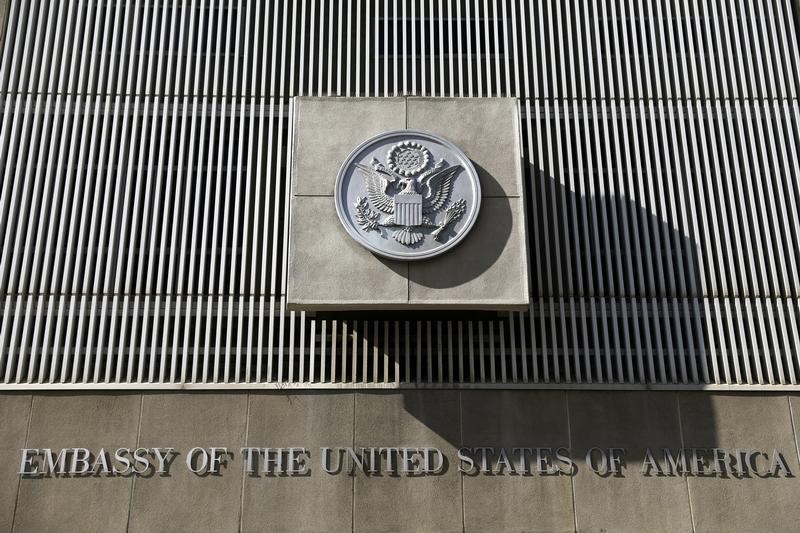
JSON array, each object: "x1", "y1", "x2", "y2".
[{"x1": 0, "y1": 0, "x2": 798, "y2": 388}]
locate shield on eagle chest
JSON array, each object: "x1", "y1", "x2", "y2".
[{"x1": 393, "y1": 194, "x2": 423, "y2": 226}]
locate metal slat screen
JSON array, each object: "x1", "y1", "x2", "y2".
[{"x1": 0, "y1": 0, "x2": 799, "y2": 389}]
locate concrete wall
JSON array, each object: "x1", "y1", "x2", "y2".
[{"x1": 2, "y1": 390, "x2": 800, "y2": 532}]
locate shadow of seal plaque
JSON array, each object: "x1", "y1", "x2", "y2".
[{"x1": 335, "y1": 130, "x2": 482, "y2": 261}]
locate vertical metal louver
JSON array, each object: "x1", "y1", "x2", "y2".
[{"x1": 0, "y1": 0, "x2": 798, "y2": 389}]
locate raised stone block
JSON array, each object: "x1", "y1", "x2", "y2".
[{"x1": 287, "y1": 97, "x2": 529, "y2": 310}]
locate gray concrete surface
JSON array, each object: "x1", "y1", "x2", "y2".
[
  {"x1": 407, "y1": 98, "x2": 522, "y2": 198},
  {"x1": 5, "y1": 390, "x2": 800, "y2": 532},
  {"x1": 15, "y1": 395, "x2": 141, "y2": 533},
  {"x1": 460, "y1": 391, "x2": 574, "y2": 532},
  {"x1": 570, "y1": 391, "x2": 693, "y2": 533},
  {"x1": 241, "y1": 394, "x2": 354, "y2": 533},
  {"x1": 128, "y1": 394, "x2": 248, "y2": 533},
  {"x1": 408, "y1": 197, "x2": 528, "y2": 307},
  {"x1": 287, "y1": 196, "x2": 408, "y2": 308},
  {"x1": 353, "y1": 392, "x2": 463, "y2": 532},
  {"x1": 287, "y1": 97, "x2": 529, "y2": 310},
  {"x1": 0, "y1": 395, "x2": 29, "y2": 533},
  {"x1": 682, "y1": 394, "x2": 800, "y2": 533},
  {"x1": 292, "y1": 97, "x2": 406, "y2": 196}
]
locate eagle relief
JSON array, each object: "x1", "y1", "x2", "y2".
[{"x1": 335, "y1": 131, "x2": 481, "y2": 261}]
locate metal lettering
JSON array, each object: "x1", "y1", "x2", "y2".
[
  {"x1": 608, "y1": 448, "x2": 626, "y2": 474},
  {"x1": 380, "y1": 447, "x2": 399, "y2": 472},
  {"x1": 287, "y1": 448, "x2": 310, "y2": 475},
  {"x1": 113, "y1": 448, "x2": 132, "y2": 475},
  {"x1": 91, "y1": 448, "x2": 111, "y2": 475},
  {"x1": 422, "y1": 448, "x2": 444, "y2": 474},
  {"x1": 186, "y1": 447, "x2": 209, "y2": 474},
  {"x1": 473, "y1": 447, "x2": 493, "y2": 473},
  {"x1": 320, "y1": 447, "x2": 342, "y2": 474},
  {"x1": 152, "y1": 447, "x2": 175, "y2": 474},
  {"x1": 554, "y1": 447, "x2": 575, "y2": 476},
  {"x1": 747, "y1": 450, "x2": 767, "y2": 477},
  {"x1": 690, "y1": 448, "x2": 709, "y2": 476},
  {"x1": 399, "y1": 448, "x2": 419, "y2": 474},
  {"x1": 365, "y1": 447, "x2": 379, "y2": 474},
  {"x1": 662, "y1": 448, "x2": 687, "y2": 476},
  {"x1": 769, "y1": 449, "x2": 792, "y2": 478},
  {"x1": 346, "y1": 447, "x2": 364, "y2": 474},
  {"x1": 495, "y1": 448, "x2": 514, "y2": 474},
  {"x1": 263, "y1": 448, "x2": 284, "y2": 474},
  {"x1": 709, "y1": 448, "x2": 727, "y2": 476},
  {"x1": 207, "y1": 447, "x2": 228, "y2": 474},
  {"x1": 132, "y1": 448, "x2": 150, "y2": 475},
  {"x1": 585, "y1": 448, "x2": 607, "y2": 474},
  {"x1": 641, "y1": 448, "x2": 663, "y2": 476},
  {"x1": 513, "y1": 448, "x2": 533, "y2": 474},
  {"x1": 18, "y1": 449, "x2": 39, "y2": 475},
  {"x1": 240, "y1": 447, "x2": 260, "y2": 474},
  {"x1": 70, "y1": 448, "x2": 91, "y2": 475},
  {"x1": 14, "y1": 445, "x2": 794, "y2": 480},
  {"x1": 44, "y1": 448, "x2": 68, "y2": 475},
  {"x1": 535, "y1": 448, "x2": 556, "y2": 475},
  {"x1": 457, "y1": 447, "x2": 475, "y2": 474}
]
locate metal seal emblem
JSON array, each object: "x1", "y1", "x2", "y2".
[{"x1": 335, "y1": 130, "x2": 481, "y2": 261}]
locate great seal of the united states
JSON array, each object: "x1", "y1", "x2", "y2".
[{"x1": 334, "y1": 130, "x2": 481, "y2": 261}]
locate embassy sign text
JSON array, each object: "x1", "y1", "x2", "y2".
[{"x1": 18, "y1": 445, "x2": 793, "y2": 479}]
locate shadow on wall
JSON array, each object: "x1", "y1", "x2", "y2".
[
  {"x1": 795, "y1": 2, "x2": 800, "y2": 42},
  {"x1": 354, "y1": 166, "x2": 714, "y2": 388},
  {"x1": 414, "y1": 160, "x2": 514, "y2": 289},
  {"x1": 0, "y1": 3, "x2": 8, "y2": 53},
  {"x1": 326, "y1": 156, "x2": 724, "y2": 387},
  {"x1": 400, "y1": 161, "x2": 718, "y2": 463},
  {"x1": 528, "y1": 165, "x2": 704, "y2": 299}
]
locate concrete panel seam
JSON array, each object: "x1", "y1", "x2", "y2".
[
  {"x1": 403, "y1": 97, "x2": 413, "y2": 307},
  {"x1": 238, "y1": 393, "x2": 253, "y2": 532},
  {"x1": 125, "y1": 395, "x2": 145, "y2": 533},
  {"x1": 676, "y1": 393, "x2": 697, "y2": 533},
  {"x1": 565, "y1": 391, "x2": 578, "y2": 533},
  {"x1": 786, "y1": 396, "x2": 800, "y2": 475},
  {"x1": 458, "y1": 391, "x2": 466, "y2": 533},
  {"x1": 352, "y1": 393, "x2": 356, "y2": 533},
  {"x1": 10, "y1": 394, "x2": 33, "y2": 533}
]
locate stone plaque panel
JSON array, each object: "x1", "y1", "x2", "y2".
[{"x1": 287, "y1": 97, "x2": 529, "y2": 310}]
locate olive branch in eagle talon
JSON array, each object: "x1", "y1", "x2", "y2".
[
  {"x1": 432, "y1": 198, "x2": 467, "y2": 242},
  {"x1": 353, "y1": 146, "x2": 467, "y2": 247},
  {"x1": 353, "y1": 196, "x2": 380, "y2": 231}
]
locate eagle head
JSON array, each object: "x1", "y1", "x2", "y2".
[{"x1": 398, "y1": 178, "x2": 420, "y2": 195}]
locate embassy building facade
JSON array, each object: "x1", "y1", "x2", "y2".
[{"x1": 1, "y1": 0, "x2": 800, "y2": 531}]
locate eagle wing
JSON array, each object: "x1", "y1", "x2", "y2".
[
  {"x1": 421, "y1": 164, "x2": 462, "y2": 214},
  {"x1": 356, "y1": 163, "x2": 395, "y2": 213}
]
